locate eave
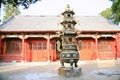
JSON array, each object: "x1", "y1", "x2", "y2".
[
  {"x1": 0, "y1": 30, "x2": 61, "y2": 34},
  {"x1": 1, "y1": 30, "x2": 120, "y2": 34},
  {"x1": 78, "y1": 30, "x2": 120, "y2": 34}
]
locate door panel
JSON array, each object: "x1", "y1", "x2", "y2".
[
  {"x1": 98, "y1": 40, "x2": 116, "y2": 60},
  {"x1": 26, "y1": 41, "x2": 47, "y2": 62},
  {"x1": 80, "y1": 40, "x2": 96, "y2": 60},
  {"x1": 116, "y1": 33, "x2": 120, "y2": 58},
  {"x1": 50, "y1": 41, "x2": 56, "y2": 61}
]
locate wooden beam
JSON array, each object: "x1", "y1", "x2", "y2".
[
  {"x1": 25, "y1": 35, "x2": 47, "y2": 39},
  {"x1": 76, "y1": 34, "x2": 96, "y2": 38}
]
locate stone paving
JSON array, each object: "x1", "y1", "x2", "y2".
[{"x1": 0, "y1": 60, "x2": 120, "y2": 80}]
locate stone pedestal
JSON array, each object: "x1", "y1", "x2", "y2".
[{"x1": 58, "y1": 67, "x2": 82, "y2": 77}]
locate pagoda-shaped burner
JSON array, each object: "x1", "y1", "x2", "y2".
[
  {"x1": 60, "y1": 4, "x2": 79, "y2": 68},
  {"x1": 58, "y1": 4, "x2": 81, "y2": 77},
  {"x1": 58, "y1": 5, "x2": 81, "y2": 77}
]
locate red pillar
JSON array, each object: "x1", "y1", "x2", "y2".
[
  {"x1": 47, "y1": 34, "x2": 50, "y2": 62},
  {"x1": 95, "y1": 36, "x2": 99, "y2": 60},
  {"x1": 22, "y1": 34, "x2": 25, "y2": 62}
]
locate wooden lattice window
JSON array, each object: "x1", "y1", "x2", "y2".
[
  {"x1": 43, "y1": 42, "x2": 47, "y2": 50},
  {"x1": 38, "y1": 42, "x2": 42, "y2": 50},
  {"x1": 6, "y1": 39, "x2": 22, "y2": 53},
  {"x1": 33, "y1": 43, "x2": 37, "y2": 50},
  {"x1": 28, "y1": 42, "x2": 47, "y2": 50}
]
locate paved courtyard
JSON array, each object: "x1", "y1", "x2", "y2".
[{"x1": 0, "y1": 60, "x2": 120, "y2": 80}]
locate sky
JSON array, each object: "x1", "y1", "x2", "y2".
[{"x1": 20, "y1": 0, "x2": 112, "y2": 16}]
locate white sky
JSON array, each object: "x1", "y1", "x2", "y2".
[{"x1": 20, "y1": 0, "x2": 112, "y2": 16}]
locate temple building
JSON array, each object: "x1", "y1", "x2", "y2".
[{"x1": 0, "y1": 6, "x2": 120, "y2": 62}]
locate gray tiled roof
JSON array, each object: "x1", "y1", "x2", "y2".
[{"x1": 0, "y1": 15, "x2": 120, "y2": 32}]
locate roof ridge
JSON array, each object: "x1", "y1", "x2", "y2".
[
  {"x1": 0, "y1": 15, "x2": 14, "y2": 25},
  {"x1": 18, "y1": 15, "x2": 62, "y2": 17}
]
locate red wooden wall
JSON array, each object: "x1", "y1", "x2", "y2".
[
  {"x1": 79, "y1": 38, "x2": 116, "y2": 60},
  {"x1": 0, "y1": 34, "x2": 120, "y2": 62}
]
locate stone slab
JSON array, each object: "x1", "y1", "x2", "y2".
[{"x1": 58, "y1": 67, "x2": 82, "y2": 77}]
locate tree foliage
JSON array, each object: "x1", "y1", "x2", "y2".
[
  {"x1": 3, "y1": 3, "x2": 20, "y2": 21},
  {"x1": 1, "y1": 0, "x2": 40, "y2": 9},
  {"x1": 101, "y1": 0, "x2": 120, "y2": 24},
  {"x1": 101, "y1": 8, "x2": 112, "y2": 19},
  {"x1": 111, "y1": 0, "x2": 120, "y2": 24},
  {"x1": 1, "y1": 0, "x2": 40, "y2": 21}
]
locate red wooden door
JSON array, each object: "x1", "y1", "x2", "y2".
[
  {"x1": 80, "y1": 40, "x2": 96, "y2": 60},
  {"x1": 116, "y1": 33, "x2": 120, "y2": 58},
  {"x1": 26, "y1": 41, "x2": 47, "y2": 62},
  {"x1": 98, "y1": 40, "x2": 116, "y2": 60},
  {"x1": 50, "y1": 41, "x2": 56, "y2": 61}
]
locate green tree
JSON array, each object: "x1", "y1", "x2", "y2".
[
  {"x1": 111, "y1": 0, "x2": 120, "y2": 24},
  {"x1": 1, "y1": 0, "x2": 40, "y2": 9},
  {"x1": 1, "y1": 0, "x2": 40, "y2": 21},
  {"x1": 3, "y1": 3, "x2": 20, "y2": 21},
  {"x1": 101, "y1": 8, "x2": 112, "y2": 19},
  {"x1": 101, "y1": 0, "x2": 120, "y2": 25}
]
